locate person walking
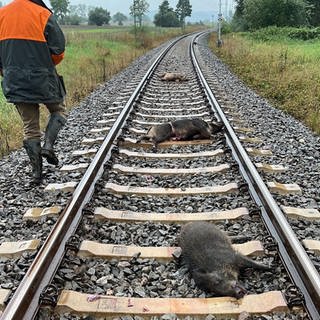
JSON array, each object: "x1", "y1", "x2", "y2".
[{"x1": 0, "y1": 0, "x2": 67, "y2": 184}]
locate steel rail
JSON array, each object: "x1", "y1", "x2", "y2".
[
  {"x1": 190, "y1": 32, "x2": 320, "y2": 320},
  {"x1": 1, "y1": 34, "x2": 190, "y2": 320}
]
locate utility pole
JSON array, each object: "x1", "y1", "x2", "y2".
[{"x1": 217, "y1": 0, "x2": 223, "y2": 47}]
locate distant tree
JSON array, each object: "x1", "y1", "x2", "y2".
[
  {"x1": 113, "y1": 12, "x2": 128, "y2": 25},
  {"x1": 234, "y1": 0, "x2": 245, "y2": 16},
  {"x1": 0, "y1": 2, "x2": 3, "y2": 7},
  {"x1": 176, "y1": 0, "x2": 192, "y2": 29},
  {"x1": 306, "y1": 0, "x2": 320, "y2": 26},
  {"x1": 154, "y1": 0, "x2": 180, "y2": 27},
  {"x1": 88, "y1": 7, "x2": 111, "y2": 26},
  {"x1": 64, "y1": 4, "x2": 89, "y2": 25},
  {"x1": 130, "y1": 0, "x2": 149, "y2": 29},
  {"x1": 232, "y1": 0, "x2": 247, "y2": 30},
  {"x1": 70, "y1": 4, "x2": 89, "y2": 18},
  {"x1": 50, "y1": 0, "x2": 70, "y2": 24},
  {"x1": 242, "y1": 0, "x2": 307, "y2": 30}
]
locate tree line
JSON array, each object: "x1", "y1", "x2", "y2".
[
  {"x1": 233, "y1": 0, "x2": 320, "y2": 31},
  {"x1": 46, "y1": 0, "x2": 192, "y2": 28}
]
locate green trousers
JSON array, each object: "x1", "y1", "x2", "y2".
[{"x1": 15, "y1": 102, "x2": 66, "y2": 140}]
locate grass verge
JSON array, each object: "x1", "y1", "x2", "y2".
[{"x1": 209, "y1": 32, "x2": 320, "y2": 134}]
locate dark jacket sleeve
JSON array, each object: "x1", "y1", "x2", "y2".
[{"x1": 44, "y1": 15, "x2": 65, "y2": 65}]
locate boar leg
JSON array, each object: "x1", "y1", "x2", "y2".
[
  {"x1": 236, "y1": 254, "x2": 271, "y2": 271},
  {"x1": 136, "y1": 135, "x2": 151, "y2": 143}
]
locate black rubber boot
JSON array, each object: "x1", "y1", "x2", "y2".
[
  {"x1": 23, "y1": 139, "x2": 42, "y2": 185},
  {"x1": 41, "y1": 113, "x2": 66, "y2": 165}
]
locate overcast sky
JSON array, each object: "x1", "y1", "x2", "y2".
[{"x1": 40, "y1": 0, "x2": 235, "y2": 16}]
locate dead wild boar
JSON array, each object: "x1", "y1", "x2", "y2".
[
  {"x1": 178, "y1": 221, "x2": 270, "y2": 298},
  {"x1": 136, "y1": 118, "x2": 223, "y2": 147},
  {"x1": 159, "y1": 72, "x2": 188, "y2": 82}
]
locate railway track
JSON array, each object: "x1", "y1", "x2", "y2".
[{"x1": 0, "y1": 32, "x2": 320, "y2": 320}]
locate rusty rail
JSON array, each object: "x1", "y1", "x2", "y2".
[{"x1": 191, "y1": 32, "x2": 320, "y2": 320}]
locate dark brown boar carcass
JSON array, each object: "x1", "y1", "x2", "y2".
[
  {"x1": 136, "y1": 118, "x2": 223, "y2": 147},
  {"x1": 159, "y1": 72, "x2": 188, "y2": 82},
  {"x1": 178, "y1": 221, "x2": 270, "y2": 298}
]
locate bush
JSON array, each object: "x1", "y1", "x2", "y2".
[
  {"x1": 287, "y1": 27, "x2": 320, "y2": 40},
  {"x1": 247, "y1": 26, "x2": 320, "y2": 42},
  {"x1": 221, "y1": 21, "x2": 232, "y2": 34},
  {"x1": 88, "y1": 7, "x2": 111, "y2": 26}
]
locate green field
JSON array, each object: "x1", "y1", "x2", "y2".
[
  {"x1": 0, "y1": 26, "x2": 201, "y2": 156},
  {"x1": 209, "y1": 31, "x2": 320, "y2": 134}
]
